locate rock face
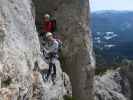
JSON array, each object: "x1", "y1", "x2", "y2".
[
  {"x1": 0, "y1": 0, "x2": 71, "y2": 100},
  {"x1": 121, "y1": 61, "x2": 133, "y2": 100},
  {"x1": 32, "y1": 60, "x2": 72, "y2": 100},
  {"x1": 33, "y1": 0, "x2": 95, "y2": 100},
  {"x1": 95, "y1": 69, "x2": 131, "y2": 100}
]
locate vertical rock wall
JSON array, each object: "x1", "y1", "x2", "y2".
[
  {"x1": 33, "y1": 0, "x2": 95, "y2": 100},
  {"x1": 0, "y1": 0, "x2": 40, "y2": 99},
  {"x1": 0, "y1": 0, "x2": 95, "y2": 99},
  {"x1": 0, "y1": 0, "x2": 71, "y2": 100}
]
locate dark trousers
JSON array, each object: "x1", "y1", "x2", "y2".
[{"x1": 46, "y1": 61, "x2": 56, "y2": 79}]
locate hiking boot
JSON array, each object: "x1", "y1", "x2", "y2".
[
  {"x1": 43, "y1": 74, "x2": 49, "y2": 82},
  {"x1": 51, "y1": 74, "x2": 56, "y2": 85}
]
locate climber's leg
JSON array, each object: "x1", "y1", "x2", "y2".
[
  {"x1": 51, "y1": 62, "x2": 56, "y2": 84},
  {"x1": 45, "y1": 62, "x2": 52, "y2": 80},
  {"x1": 52, "y1": 63, "x2": 56, "y2": 77},
  {"x1": 51, "y1": 58, "x2": 56, "y2": 78}
]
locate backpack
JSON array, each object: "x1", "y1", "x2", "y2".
[
  {"x1": 51, "y1": 19, "x2": 57, "y2": 32},
  {"x1": 56, "y1": 39, "x2": 63, "y2": 52}
]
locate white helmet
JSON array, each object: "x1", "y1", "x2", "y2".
[
  {"x1": 44, "y1": 14, "x2": 50, "y2": 19},
  {"x1": 46, "y1": 32, "x2": 53, "y2": 38}
]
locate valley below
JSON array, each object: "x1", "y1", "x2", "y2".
[{"x1": 91, "y1": 10, "x2": 133, "y2": 67}]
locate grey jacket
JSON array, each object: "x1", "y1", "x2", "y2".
[{"x1": 44, "y1": 39, "x2": 59, "y2": 55}]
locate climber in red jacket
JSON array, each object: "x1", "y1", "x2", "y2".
[{"x1": 42, "y1": 14, "x2": 53, "y2": 33}]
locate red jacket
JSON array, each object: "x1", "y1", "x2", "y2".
[{"x1": 42, "y1": 21, "x2": 52, "y2": 33}]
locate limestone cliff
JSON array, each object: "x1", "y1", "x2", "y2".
[
  {"x1": 120, "y1": 60, "x2": 133, "y2": 100},
  {"x1": 0, "y1": 0, "x2": 71, "y2": 100},
  {"x1": 33, "y1": 0, "x2": 95, "y2": 100},
  {"x1": 95, "y1": 69, "x2": 131, "y2": 100},
  {"x1": 0, "y1": 0, "x2": 95, "y2": 100}
]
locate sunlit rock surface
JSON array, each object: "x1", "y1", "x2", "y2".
[
  {"x1": 0, "y1": 0, "x2": 71, "y2": 100},
  {"x1": 95, "y1": 69, "x2": 131, "y2": 100}
]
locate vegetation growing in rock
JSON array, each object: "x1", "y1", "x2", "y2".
[
  {"x1": 63, "y1": 95, "x2": 76, "y2": 100},
  {"x1": 1, "y1": 77, "x2": 12, "y2": 87},
  {"x1": 95, "y1": 58, "x2": 133, "y2": 76},
  {"x1": 95, "y1": 67, "x2": 108, "y2": 76}
]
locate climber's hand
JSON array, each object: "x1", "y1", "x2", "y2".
[{"x1": 43, "y1": 48, "x2": 49, "y2": 54}]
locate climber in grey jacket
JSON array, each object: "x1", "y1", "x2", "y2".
[{"x1": 43, "y1": 32, "x2": 59, "y2": 82}]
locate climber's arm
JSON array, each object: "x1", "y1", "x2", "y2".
[
  {"x1": 47, "y1": 41, "x2": 59, "y2": 53},
  {"x1": 43, "y1": 47, "x2": 49, "y2": 54}
]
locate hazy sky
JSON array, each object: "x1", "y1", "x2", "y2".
[{"x1": 90, "y1": 0, "x2": 133, "y2": 11}]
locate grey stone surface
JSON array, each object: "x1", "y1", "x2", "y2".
[
  {"x1": 0, "y1": 0, "x2": 71, "y2": 100},
  {"x1": 33, "y1": 0, "x2": 95, "y2": 100},
  {"x1": 121, "y1": 60, "x2": 133, "y2": 100},
  {"x1": 32, "y1": 60, "x2": 71, "y2": 100},
  {"x1": 95, "y1": 69, "x2": 131, "y2": 100}
]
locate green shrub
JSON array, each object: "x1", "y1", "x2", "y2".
[
  {"x1": 1, "y1": 77, "x2": 12, "y2": 87},
  {"x1": 95, "y1": 67, "x2": 108, "y2": 76},
  {"x1": 63, "y1": 95, "x2": 77, "y2": 100}
]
